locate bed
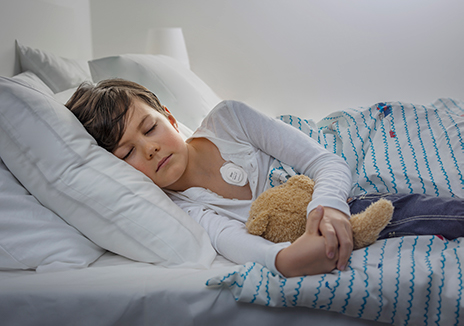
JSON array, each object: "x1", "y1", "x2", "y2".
[{"x1": 1, "y1": 3, "x2": 463, "y2": 326}]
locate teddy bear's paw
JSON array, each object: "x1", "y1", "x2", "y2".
[
  {"x1": 246, "y1": 212, "x2": 270, "y2": 236},
  {"x1": 351, "y1": 198, "x2": 394, "y2": 250}
]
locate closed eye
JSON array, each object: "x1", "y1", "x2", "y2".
[
  {"x1": 145, "y1": 123, "x2": 157, "y2": 135},
  {"x1": 122, "y1": 147, "x2": 133, "y2": 161}
]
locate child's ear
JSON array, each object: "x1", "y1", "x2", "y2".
[{"x1": 164, "y1": 106, "x2": 179, "y2": 132}]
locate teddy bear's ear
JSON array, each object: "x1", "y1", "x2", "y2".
[
  {"x1": 287, "y1": 175, "x2": 315, "y2": 190},
  {"x1": 246, "y1": 212, "x2": 270, "y2": 236}
]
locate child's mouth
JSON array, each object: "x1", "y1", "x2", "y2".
[{"x1": 156, "y1": 154, "x2": 172, "y2": 172}]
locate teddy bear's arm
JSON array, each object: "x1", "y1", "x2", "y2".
[{"x1": 245, "y1": 212, "x2": 270, "y2": 237}]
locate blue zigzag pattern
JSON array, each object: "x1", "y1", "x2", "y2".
[
  {"x1": 390, "y1": 104, "x2": 413, "y2": 193},
  {"x1": 422, "y1": 105, "x2": 443, "y2": 196},
  {"x1": 436, "y1": 241, "x2": 449, "y2": 325},
  {"x1": 279, "y1": 278, "x2": 288, "y2": 307},
  {"x1": 311, "y1": 274, "x2": 325, "y2": 308},
  {"x1": 206, "y1": 262, "x2": 256, "y2": 288},
  {"x1": 357, "y1": 108, "x2": 381, "y2": 192},
  {"x1": 405, "y1": 236, "x2": 418, "y2": 324},
  {"x1": 265, "y1": 270, "x2": 271, "y2": 306},
  {"x1": 423, "y1": 237, "x2": 434, "y2": 325},
  {"x1": 331, "y1": 121, "x2": 339, "y2": 154},
  {"x1": 340, "y1": 112, "x2": 366, "y2": 194},
  {"x1": 453, "y1": 246, "x2": 462, "y2": 326},
  {"x1": 326, "y1": 271, "x2": 342, "y2": 311},
  {"x1": 250, "y1": 265, "x2": 266, "y2": 304},
  {"x1": 358, "y1": 246, "x2": 370, "y2": 318},
  {"x1": 375, "y1": 240, "x2": 387, "y2": 321},
  {"x1": 341, "y1": 257, "x2": 355, "y2": 314},
  {"x1": 391, "y1": 237, "x2": 404, "y2": 324},
  {"x1": 268, "y1": 166, "x2": 285, "y2": 188},
  {"x1": 412, "y1": 104, "x2": 439, "y2": 196},
  {"x1": 379, "y1": 109, "x2": 396, "y2": 192},
  {"x1": 329, "y1": 115, "x2": 348, "y2": 162},
  {"x1": 436, "y1": 100, "x2": 464, "y2": 192},
  {"x1": 430, "y1": 107, "x2": 454, "y2": 195},
  {"x1": 342, "y1": 112, "x2": 369, "y2": 190},
  {"x1": 400, "y1": 102, "x2": 426, "y2": 194},
  {"x1": 447, "y1": 98, "x2": 464, "y2": 113},
  {"x1": 293, "y1": 277, "x2": 304, "y2": 307}
]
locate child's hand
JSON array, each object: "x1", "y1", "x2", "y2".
[
  {"x1": 318, "y1": 206, "x2": 353, "y2": 271},
  {"x1": 275, "y1": 206, "x2": 338, "y2": 277}
]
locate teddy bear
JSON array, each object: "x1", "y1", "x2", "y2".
[{"x1": 246, "y1": 175, "x2": 394, "y2": 250}]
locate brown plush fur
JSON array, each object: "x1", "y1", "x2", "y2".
[{"x1": 246, "y1": 175, "x2": 394, "y2": 250}]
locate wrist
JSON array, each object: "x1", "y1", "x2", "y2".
[
  {"x1": 275, "y1": 247, "x2": 293, "y2": 278},
  {"x1": 267, "y1": 242, "x2": 291, "y2": 277},
  {"x1": 322, "y1": 206, "x2": 350, "y2": 219},
  {"x1": 307, "y1": 199, "x2": 351, "y2": 218}
]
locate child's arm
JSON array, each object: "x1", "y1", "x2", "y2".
[
  {"x1": 169, "y1": 195, "x2": 337, "y2": 277},
  {"x1": 202, "y1": 101, "x2": 354, "y2": 269},
  {"x1": 169, "y1": 197, "x2": 291, "y2": 276},
  {"x1": 276, "y1": 206, "x2": 338, "y2": 277}
]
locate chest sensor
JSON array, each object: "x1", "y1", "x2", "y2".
[{"x1": 220, "y1": 162, "x2": 248, "y2": 187}]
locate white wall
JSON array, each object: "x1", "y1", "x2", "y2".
[
  {"x1": 40, "y1": 0, "x2": 94, "y2": 60},
  {"x1": 0, "y1": 0, "x2": 93, "y2": 77},
  {"x1": 90, "y1": 0, "x2": 464, "y2": 121}
]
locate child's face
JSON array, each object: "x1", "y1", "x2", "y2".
[{"x1": 112, "y1": 99, "x2": 189, "y2": 189}]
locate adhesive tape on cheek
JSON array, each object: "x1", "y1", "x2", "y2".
[{"x1": 220, "y1": 162, "x2": 248, "y2": 187}]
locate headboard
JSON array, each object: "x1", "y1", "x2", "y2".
[{"x1": 0, "y1": 0, "x2": 92, "y2": 77}]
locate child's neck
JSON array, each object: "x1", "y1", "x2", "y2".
[{"x1": 173, "y1": 137, "x2": 252, "y2": 200}]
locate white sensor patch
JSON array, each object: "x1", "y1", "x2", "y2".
[{"x1": 220, "y1": 162, "x2": 248, "y2": 186}]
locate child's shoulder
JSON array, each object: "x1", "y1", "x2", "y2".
[
  {"x1": 197, "y1": 100, "x2": 257, "y2": 135},
  {"x1": 207, "y1": 100, "x2": 255, "y2": 120}
]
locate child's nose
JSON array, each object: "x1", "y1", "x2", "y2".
[{"x1": 144, "y1": 142, "x2": 159, "y2": 159}]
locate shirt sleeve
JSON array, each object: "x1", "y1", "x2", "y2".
[
  {"x1": 172, "y1": 199, "x2": 290, "y2": 276},
  {"x1": 202, "y1": 100, "x2": 352, "y2": 217}
]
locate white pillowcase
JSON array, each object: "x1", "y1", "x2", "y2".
[
  {"x1": 53, "y1": 86, "x2": 79, "y2": 104},
  {"x1": 0, "y1": 77, "x2": 216, "y2": 269},
  {"x1": 88, "y1": 54, "x2": 222, "y2": 130},
  {"x1": 16, "y1": 41, "x2": 92, "y2": 93},
  {"x1": 52, "y1": 87, "x2": 194, "y2": 140},
  {"x1": 11, "y1": 71, "x2": 53, "y2": 96},
  {"x1": 0, "y1": 159, "x2": 104, "y2": 273}
]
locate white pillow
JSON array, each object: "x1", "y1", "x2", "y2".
[
  {"x1": 53, "y1": 87, "x2": 194, "y2": 140},
  {"x1": 0, "y1": 77, "x2": 216, "y2": 269},
  {"x1": 12, "y1": 71, "x2": 53, "y2": 96},
  {"x1": 88, "y1": 54, "x2": 222, "y2": 130},
  {"x1": 16, "y1": 41, "x2": 92, "y2": 93},
  {"x1": 0, "y1": 159, "x2": 104, "y2": 273},
  {"x1": 53, "y1": 87, "x2": 79, "y2": 104}
]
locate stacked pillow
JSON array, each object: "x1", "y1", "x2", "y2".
[
  {"x1": 88, "y1": 53, "x2": 221, "y2": 130},
  {"x1": 0, "y1": 43, "x2": 220, "y2": 272},
  {"x1": 0, "y1": 72, "x2": 104, "y2": 272},
  {"x1": 0, "y1": 157, "x2": 104, "y2": 273},
  {"x1": 16, "y1": 41, "x2": 92, "y2": 93}
]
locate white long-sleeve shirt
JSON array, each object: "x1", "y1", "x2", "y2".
[{"x1": 167, "y1": 100, "x2": 352, "y2": 275}]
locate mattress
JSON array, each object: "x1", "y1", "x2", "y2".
[{"x1": 0, "y1": 252, "x2": 386, "y2": 326}]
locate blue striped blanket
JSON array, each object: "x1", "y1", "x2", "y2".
[{"x1": 207, "y1": 98, "x2": 464, "y2": 325}]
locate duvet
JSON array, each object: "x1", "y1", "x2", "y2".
[{"x1": 209, "y1": 98, "x2": 464, "y2": 326}]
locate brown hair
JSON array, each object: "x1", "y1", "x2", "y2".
[{"x1": 65, "y1": 79, "x2": 168, "y2": 153}]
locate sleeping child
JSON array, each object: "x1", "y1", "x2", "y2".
[{"x1": 66, "y1": 78, "x2": 464, "y2": 277}]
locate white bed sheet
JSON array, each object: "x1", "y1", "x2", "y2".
[{"x1": 0, "y1": 252, "x2": 387, "y2": 326}]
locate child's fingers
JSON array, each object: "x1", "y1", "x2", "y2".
[
  {"x1": 306, "y1": 205, "x2": 324, "y2": 235},
  {"x1": 335, "y1": 225, "x2": 353, "y2": 271},
  {"x1": 321, "y1": 222, "x2": 338, "y2": 259}
]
